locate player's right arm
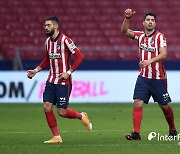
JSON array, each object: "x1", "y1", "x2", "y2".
[
  {"x1": 121, "y1": 9, "x2": 135, "y2": 39},
  {"x1": 27, "y1": 66, "x2": 42, "y2": 79},
  {"x1": 27, "y1": 50, "x2": 49, "y2": 79}
]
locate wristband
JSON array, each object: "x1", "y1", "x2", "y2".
[
  {"x1": 67, "y1": 70, "x2": 72, "y2": 75},
  {"x1": 34, "y1": 68, "x2": 39, "y2": 73}
]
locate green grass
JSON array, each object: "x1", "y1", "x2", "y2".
[{"x1": 0, "y1": 103, "x2": 180, "y2": 154}]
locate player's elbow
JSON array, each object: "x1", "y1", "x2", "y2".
[
  {"x1": 80, "y1": 53, "x2": 84, "y2": 62},
  {"x1": 121, "y1": 27, "x2": 127, "y2": 34},
  {"x1": 164, "y1": 53, "x2": 167, "y2": 58}
]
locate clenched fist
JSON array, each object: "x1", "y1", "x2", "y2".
[{"x1": 124, "y1": 8, "x2": 136, "y2": 19}]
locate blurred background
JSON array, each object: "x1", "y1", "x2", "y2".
[
  {"x1": 0, "y1": 0, "x2": 180, "y2": 103},
  {"x1": 0, "y1": 0, "x2": 180, "y2": 70}
]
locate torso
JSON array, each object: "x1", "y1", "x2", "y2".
[{"x1": 134, "y1": 30, "x2": 167, "y2": 79}]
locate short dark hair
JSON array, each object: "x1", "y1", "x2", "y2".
[
  {"x1": 144, "y1": 13, "x2": 156, "y2": 21},
  {"x1": 45, "y1": 16, "x2": 59, "y2": 24}
]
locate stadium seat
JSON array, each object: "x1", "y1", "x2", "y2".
[{"x1": 0, "y1": 0, "x2": 179, "y2": 61}]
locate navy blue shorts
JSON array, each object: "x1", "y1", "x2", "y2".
[
  {"x1": 43, "y1": 81, "x2": 72, "y2": 109},
  {"x1": 133, "y1": 76, "x2": 171, "y2": 105}
]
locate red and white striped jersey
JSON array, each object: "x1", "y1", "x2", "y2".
[
  {"x1": 134, "y1": 30, "x2": 167, "y2": 79},
  {"x1": 39, "y1": 33, "x2": 83, "y2": 85}
]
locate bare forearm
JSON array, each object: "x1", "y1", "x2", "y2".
[
  {"x1": 121, "y1": 18, "x2": 134, "y2": 38},
  {"x1": 121, "y1": 18, "x2": 130, "y2": 34},
  {"x1": 151, "y1": 52, "x2": 167, "y2": 63},
  {"x1": 121, "y1": 9, "x2": 135, "y2": 38},
  {"x1": 140, "y1": 52, "x2": 167, "y2": 68}
]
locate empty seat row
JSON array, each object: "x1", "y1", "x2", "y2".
[{"x1": 0, "y1": 0, "x2": 179, "y2": 60}]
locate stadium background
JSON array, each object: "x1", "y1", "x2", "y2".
[
  {"x1": 0, "y1": 0, "x2": 180, "y2": 103},
  {"x1": 1, "y1": 1, "x2": 180, "y2": 154}
]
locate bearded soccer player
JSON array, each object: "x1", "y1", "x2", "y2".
[
  {"x1": 121, "y1": 9, "x2": 177, "y2": 140},
  {"x1": 27, "y1": 17, "x2": 92, "y2": 143}
]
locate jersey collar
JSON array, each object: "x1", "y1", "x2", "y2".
[
  {"x1": 145, "y1": 30, "x2": 156, "y2": 37},
  {"x1": 50, "y1": 32, "x2": 61, "y2": 42}
]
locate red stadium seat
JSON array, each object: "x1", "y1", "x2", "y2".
[{"x1": 0, "y1": 0, "x2": 179, "y2": 60}]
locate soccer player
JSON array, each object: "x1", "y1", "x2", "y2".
[
  {"x1": 121, "y1": 9, "x2": 177, "y2": 140},
  {"x1": 27, "y1": 17, "x2": 92, "y2": 143}
]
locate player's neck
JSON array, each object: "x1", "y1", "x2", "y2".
[
  {"x1": 51, "y1": 31, "x2": 60, "y2": 40},
  {"x1": 145, "y1": 29, "x2": 155, "y2": 37}
]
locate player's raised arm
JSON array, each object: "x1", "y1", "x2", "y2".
[{"x1": 121, "y1": 8, "x2": 136, "y2": 39}]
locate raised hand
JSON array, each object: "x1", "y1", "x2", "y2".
[{"x1": 124, "y1": 8, "x2": 136, "y2": 19}]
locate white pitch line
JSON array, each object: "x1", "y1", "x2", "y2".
[
  {"x1": 0, "y1": 129, "x2": 171, "y2": 134},
  {"x1": 0, "y1": 130, "x2": 121, "y2": 134},
  {"x1": 0, "y1": 143, "x2": 178, "y2": 148}
]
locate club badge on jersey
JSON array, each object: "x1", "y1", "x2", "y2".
[{"x1": 56, "y1": 44, "x2": 60, "y2": 50}]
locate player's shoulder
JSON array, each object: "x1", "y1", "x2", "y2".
[
  {"x1": 45, "y1": 37, "x2": 51, "y2": 41},
  {"x1": 61, "y1": 33, "x2": 74, "y2": 43},
  {"x1": 133, "y1": 31, "x2": 145, "y2": 40},
  {"x1": 155, "y1": 31, "x2": 166, "y2": 38},
  {"x1": 45, "y1": 37, "x2": 51, "y2": 44},
  {"x1": 154, "y1": 30, "x2": 165, "y2": 36},
  {"x1": 134, "y1": 31, "x2": 145, "y2": 38},
  {"x1": 134, "y1": 30, "x2": 144, "y2": 34},
  {"x1": 61, "y1": 33, "x2": 70, "y2": 39}
]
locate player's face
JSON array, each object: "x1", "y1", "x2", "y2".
[
  {"x1": 44, "y1": 20, "x2": 56, "y2": 36},
  {"x1": 143, "y1": 15, "x2": 156, "y2": 31}
]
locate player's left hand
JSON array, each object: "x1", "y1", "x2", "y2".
[{"x1": 59, "y1": 72, "x2": 70, "y2": 80}]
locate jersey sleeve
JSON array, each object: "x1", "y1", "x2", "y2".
[
  {"x1": 38, "y1": 39, "x2": 50, "y2": 69},
  {"x1": 159, "y1": 34, "x2": 167, "y2": 48},
  {"x1": 64, "y1": 36, "x2": 84, "y2": 71},
  {"x1": 38, "y1": 50, "x2": 50, "y2": 69},
  {"x1": 133, "y1": 31, "x2": 144, "y2": 40}
]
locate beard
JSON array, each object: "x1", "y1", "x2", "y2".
[
  {"x1": 46, "y1": 29, "x2": 55, "y2": 37},
  {"x1": 146, "y1": 24, "x2": 155, "y2": 31},
  {"x1": 146, "y1": 27, "x2": 154, "y2": 31}
]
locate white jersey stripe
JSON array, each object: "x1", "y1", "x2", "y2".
[
  {"x1": 155, "y1": 33, "x2": 161, "y2": 79},
  {"x1": 54, "y1": 41, "x2": 59, "y2": 84},
  {"x1": 61, "y1": 35, "x2": 66, "y2": 72},
  {"x1": 65, "y1": 39, "x2": 76, "y2": 54},
  {"x1": 148, "y1": 37, "x2": 153, "y2": 78},
  {"x1": 61, "y1": 35, "x2": 66, "y2": 85},
  {"x1": 45, "y1": 38, "x2": 50, "y2": 51},
  {"x1": 49, "y1": 42, "x2": 53, "y2": 82},
  {"x1": 138, "y1": 34, "x2": 144, "y2": 52},
  {"x1": 138, "y1": 34, "x2": 145, "y2": 77}
]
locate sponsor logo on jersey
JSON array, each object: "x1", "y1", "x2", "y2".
[
  {"x1": 49, "y1": 53, "x2": 61, "y2": 59},
  {"x1": 140, "y1": 44, "x2": 155, "y2": 52}
]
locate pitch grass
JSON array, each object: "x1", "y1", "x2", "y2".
[{"x1": 0, "y1": 103, "x2": 180, "y2": 154}]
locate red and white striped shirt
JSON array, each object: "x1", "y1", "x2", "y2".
[
  {"x1": 134, "y1": 30, "x2": 167, "y2": 79},
  {"x1": 39, "y1": 33, "x2": 84, "y2": 85}
]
